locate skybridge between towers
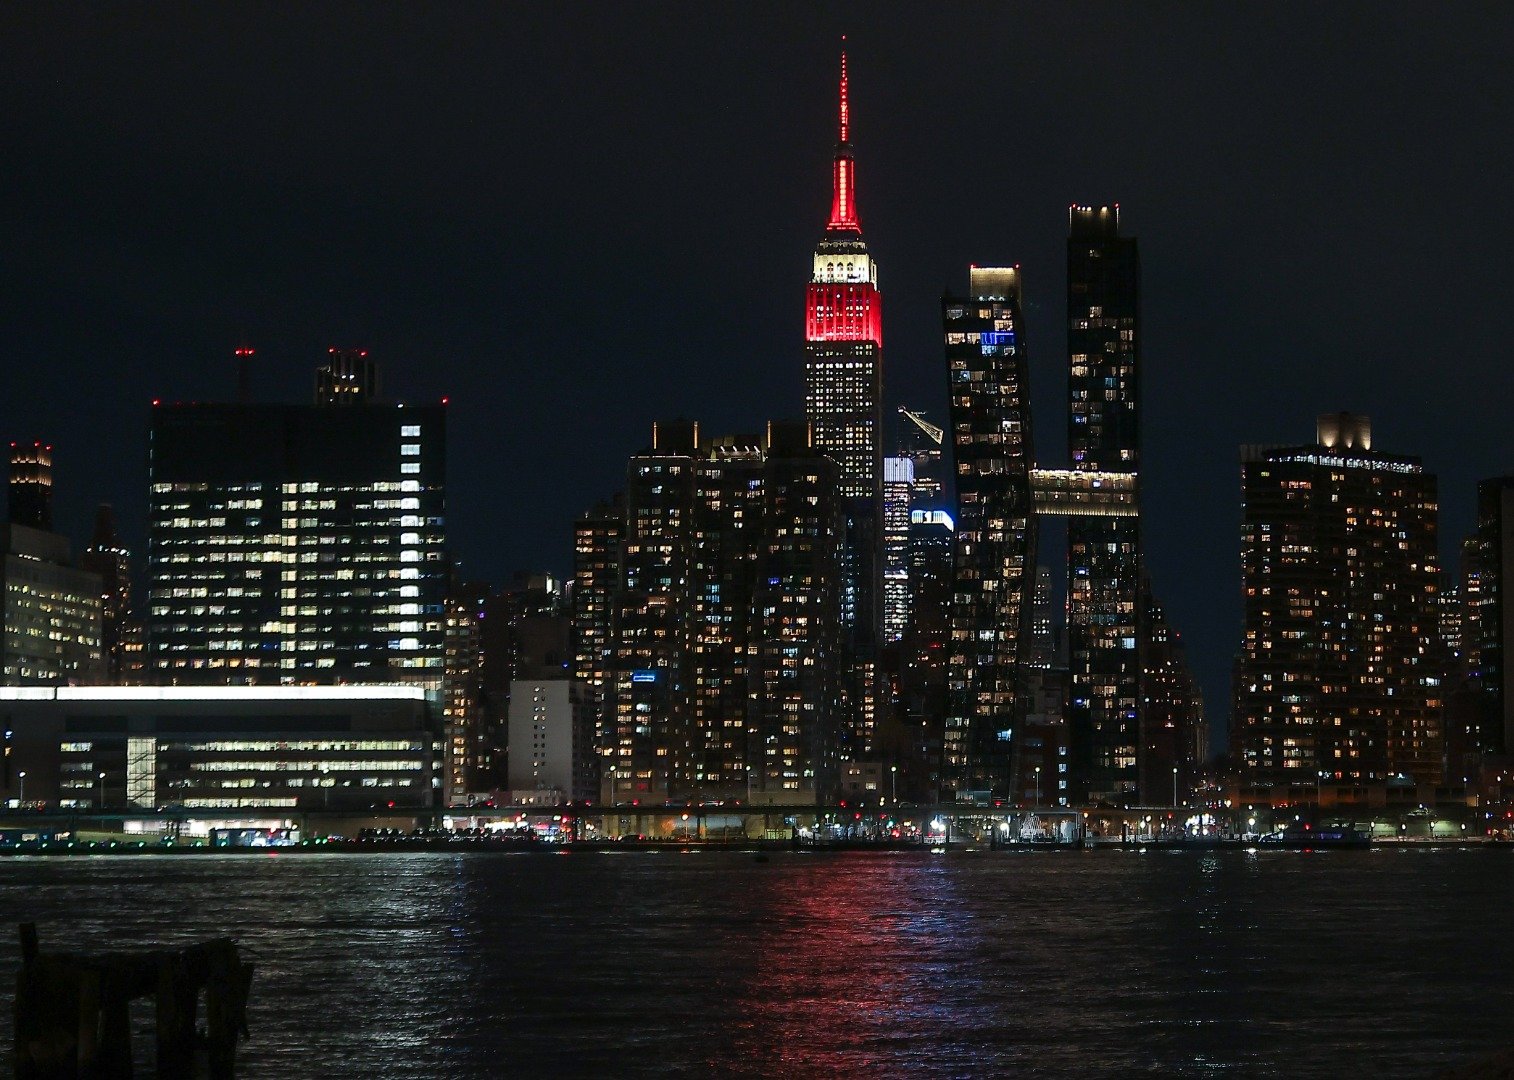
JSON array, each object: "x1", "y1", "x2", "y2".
[{"x1": 1029, "y1": 468, "x2": 1138, "y2": 518}]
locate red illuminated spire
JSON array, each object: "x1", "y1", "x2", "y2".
[
  {"x1": 838, "y1": 47, "x2": 850, "y2": 144},
  {"x1": 827, "y1": 44, "x2": 859, "y2": 232}
]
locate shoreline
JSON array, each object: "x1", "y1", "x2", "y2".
[{"x1": 0, "y1": 836, "x2": 1504, "y2": 858}]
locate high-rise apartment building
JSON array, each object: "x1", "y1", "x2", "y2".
[
  {"x1": 943, "y1": 266, "x2": 1036, "y2": 801},
  {"x1": 572, "y1": 496, "x2": 624, "y2": 757},
  {"x1": 1234, "y1": 413, "x2": 1442, "y2": 792},
  {"x1": 441, "y1": 576, "x2": 490, "y2": 803},
  {"x1": 1065, "y1": 205, "x2": 1143, "y2": 804},
  {"x1": 605, "y1": 421, "x2": 844, "y2": 805},
  {"x1": 146, "y1": 364, "x2": 447, "y2": 685}
]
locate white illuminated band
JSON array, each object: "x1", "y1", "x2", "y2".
[
  {"x1": 1270, "y1": 452, "x2": 1418, "y2": 475},
  {"x1": 0, "y1": 685, "x2": 428, "y2": 703}
]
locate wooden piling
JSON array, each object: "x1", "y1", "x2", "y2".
[{"x1": 13, "y1": 923, "x2": 252, "y2": 1078}]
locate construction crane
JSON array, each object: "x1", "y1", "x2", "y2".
[{"x1": 898, "y1": 406, "x2": 944, "y2": 446}]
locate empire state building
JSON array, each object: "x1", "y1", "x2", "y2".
[
  {"x1": 803, "y1": 49, "x2": 882, "y2": 507},
  {"x1": 803, "y1": 47, "x2": 884, "y2": 753}
]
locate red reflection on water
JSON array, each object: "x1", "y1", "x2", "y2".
[{"x1": 720, "y1": 855, "x2": 959, "y2": 1075}]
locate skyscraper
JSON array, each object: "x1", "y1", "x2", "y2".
[
  {"x1": 605, "y1": 421, "x2": 844, "y2": 804},
  {"x1": 442, "y1": 576, "x2": 490, "y2": 804},
  {"x1": 1234, "y1": 413, "x2": 1442, "y2": 794},
  {"x1": 572, "y1": 496, "x2": 624, "y2": 758},
  {"x1": 146, "y1": 363, "x2": 447, "y2": 685},
  {"x1": 803, "y1": 49, "x2": 883, "y2": 756},
  {"x1": 2, "y1": 444, "x2": 104, "y2": 686},
  {"x1": 881, "y1": 456, "x2": 914, "y2": 643},
  {"x1": 899, "y1": 509, "x2": 954, "y2": 799},
  {"x1": 7, "y1": 441, "x2": 52, "y2": 531},
  {"x1": 1065, "y1": 205, "x2": 1143, "y2": 804},
  {"x1": 943, "y1": 266, "x2": 1036, "y2": 801},
  {"x1": 79, "y1": 504, "x2": 143, "y2": 685},
  {"x1": 1140, "y1": 578, "x2": 1206, "y2": 803},
  {"x1": 1470, "y1": 477, "x2": 1514, "y2": 755},
  {"x1": 804, "y1": 49, "x2": 881, "y2": 506}
]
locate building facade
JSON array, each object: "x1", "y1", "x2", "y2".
[
  {"x1": 943, "y1": 266, "x2": 1036, "y2": 801},
  {"x1": 3, "y1": 443, "x2": 105, "y2": 687},
  {"x1": 803, "y1": 51, "x2": 884, "y2": 759},
  {"x1": 1065, "y1": 205, "x2": 1144, "y2": 804},
  {"x1": 1, "y1": 685, "x2": 438, "y2": 810},
  {"x1": 571, "y1": 496, "x2": 624, "y2": 759},
  {"x1": 881, "y1": 456, "x2": 914, "y2": 643},
  {"x1": 1234, "y1": 413, "x2": 1442, "y2": 794},
  {"x1": 1470, "y1": 477, "x2": 1514, "y2": 756},
  {"x1": 146, "y1": 383, "x2": 446, "y2": 686},
  {"x1": 80, "y1": 504, "x2": 142, "y2": 685},
  {"x1": 604, "y1": 421, "x2": 844, "y2": 805}
]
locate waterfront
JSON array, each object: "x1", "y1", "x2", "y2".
[{"x1": 1, "y1": 849, "x2": 1509, "y2": 1078}]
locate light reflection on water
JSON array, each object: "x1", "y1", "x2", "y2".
[{"x1": 1, "y1": 849, "x2": 1510, "y2": 1077}]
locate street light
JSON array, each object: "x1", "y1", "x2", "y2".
[
  {"x1": 1034, "y1": 765, "x2": 1041, "y2": 808},
  {"x1": 890, "y1": 765, "x2": 897, "y2": 805},
  {"x1": 97, "y1": 771, "x2": 105, "y2": 810},
  {"x1": 17, "y1": 771, "x2": 25, "y2": 806},
  {"x1": 1172, "y1": 765, "x2": 1179, "y2": 809}
]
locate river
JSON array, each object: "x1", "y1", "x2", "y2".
[{"x1": 0, "y1": 848, "x2": 1507, "y2": 1077}]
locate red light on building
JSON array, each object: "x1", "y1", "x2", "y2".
[{"x1": 805, "y1": 282, "x2": 881, "y2": 345}]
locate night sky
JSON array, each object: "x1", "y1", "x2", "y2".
[{"x1": 5, "y1": 5, "x2": 1514, "y2": 747}]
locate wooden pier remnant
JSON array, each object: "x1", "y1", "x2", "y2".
[{"x1": 13, "y1": 922, "x2": 253, "y2": 1078}]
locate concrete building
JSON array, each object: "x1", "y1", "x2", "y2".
[{"x1": 507, "y1": 679, "x2": 595, "y2": 803}]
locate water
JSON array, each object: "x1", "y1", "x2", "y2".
[{"x1": 0, "y1": 848, "x2": 1507, "y2": 1077}]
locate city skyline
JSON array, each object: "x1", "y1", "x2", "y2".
[{"x1": 5, "y1": 9, "x2": 1514, "y2": 746}]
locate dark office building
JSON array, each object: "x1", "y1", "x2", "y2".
[
  {"x1": 8, "y1": 441, "x2": 53, "y2": 531},
  {"x1": 1471, "y1": 477, "x2": 1514, "y2": 755},
  {"x1": 897, "y1": 509, "x2": 954, "y2": 800},
  {"x1": 1065, "y1": 205, "x2": 1143, "y2": 805},
  {"x1": 315, "y1": 348, "x2": 380, "y2": 406},
  {"x1": 1233, "y1": 413, "x2": 1442, "y2": 792},
  {"x1": 1140, "y1": 579, "x2": 1207, "y2": 804},
  {"x1": 146, "y1": 375, "x2": 446, "y2": 686},
  {"x1": 943, "y1": 266, "x2": 1036, "y2": 801},
  {"x1": 79, "y1": 504, "x2": 143, "y2": 685}
]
